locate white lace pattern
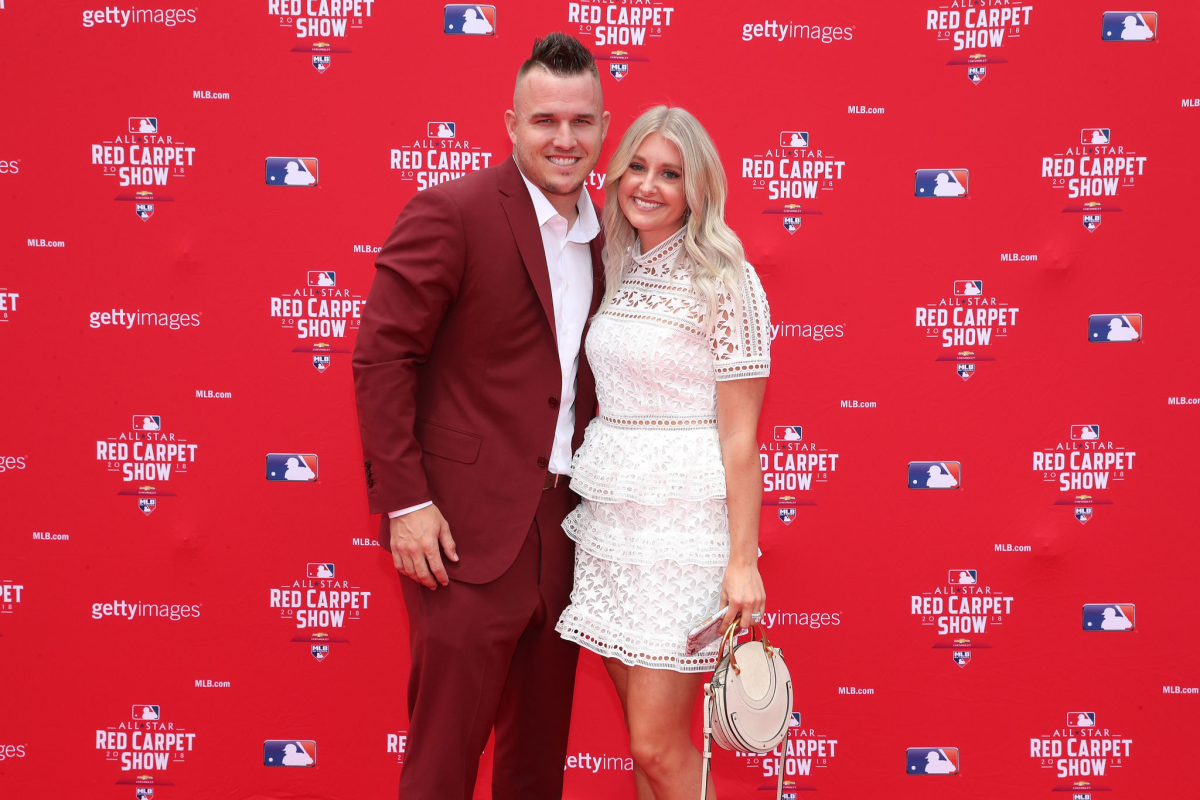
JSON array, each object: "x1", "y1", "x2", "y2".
[{"x1": 555, "y1": 227, "x2": 772, "y2": 672}]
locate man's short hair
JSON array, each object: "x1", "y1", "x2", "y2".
[{"x1": 517, "y1": 32, "x2": 599, "y2": 84}]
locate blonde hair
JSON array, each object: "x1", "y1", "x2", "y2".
[{"x1": 599, "y1": 106, "x2": 745, "y2": 334}]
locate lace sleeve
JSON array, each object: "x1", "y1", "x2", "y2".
[{"x1": 710, "y1": 262, "x2": 771, "y2": 381}]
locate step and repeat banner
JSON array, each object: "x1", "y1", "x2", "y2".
[{"x1": 2, "y1": 1, "x2": 1198, "y2": 798}]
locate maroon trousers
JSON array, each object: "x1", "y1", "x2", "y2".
[{"x1": 398, "y1": 481, "x2": 580, "y2": 799}]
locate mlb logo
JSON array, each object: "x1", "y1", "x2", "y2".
[
  {"x1": 307, "y1": 563, "x2": 335, "y2": 579},
  {"x1": 778, "y1": 507, "x2": 796, "y2": 525},
  {"x1": 311, "y1": 644, "x2": 330, "y2": 662},
  {"x1": 265, "y1": 157, "x2": 319, "y2": 187},
  {"x1": 132, "y1": 415, "x2": 162, "y2": 431},
  {"x1": 1070, "y1": 425, "x2": 1101, "y2": 441},
  {"x1": 953, "y1": 280, "x2": 983, "y2": 296},
  {"x1": 782, "y1": 216, "x2": 801, "y2": 233},
  {"x1": 263, "y1": 739, "x2": 317, "y2": 767},
  {"x1": 907, "y1": 461, "x2": 961, "y2": 489},
  {"x1": 610, "y1": 63, "x2": 628, "y2": 80},
  {"x1": 312, "y1": 55, "x2": 330, "y2": 73},
  {"x1": 428, "y1": 122, "x2": 456, "y2": 139},
  {"x1": 1102, "y1": 12, "x2": 1156, "y2": 41},
  {"x1": 906, "y1": 747, "x2": 959, "y2": 774},
  {"x1": 132, "y1": 704, "x2": 161, "y2": 720},
  {"x1": 139, "y1": 497, "x2": 156, "y2": 516},
  {"x1": 780, "y1": 131, "x2": 809, "y2": 148},
  {"x1": 266, "y1": 453, "x2": 319, "y2": 482},
  {"x1": 1074, "y1": 794, "x2": 1093, "y2": 800},
  {"x1": 1088, "y1": 314, "x2": 1141, "y2": 342},
  {"x1": 953, "y1": 649, "x2": 971, "y2": 667},
  {"x1": 774, "y1": 426, "x2": 803, "y2": 441},
  {"x1": 444, "y1": 4, "x2": 495, "y2": 35},
  {"x1": 947, "y1": 569, "x2": 977, "y2": 585},
  {"x1": 308, "y1": 271, "x2": 336, "y2": 287},
  {"x1": 136, "y1": 789, "x2": 154, "y2": 800},
  {"x1": 1083, "y1": 213, "x2": 1102, "y2": 232},
  {"x1": 915, "y1": 169, "x2": 969, "y2": 197},
  {"x1": 967, "y1": 66, "x2": 986, "y2": 84},
  {"x1": 129, "y1": 117, "x2": 158, "y2": 134},
  {"x1": 957, "y1": 363, "x2": 975, "y2": 381},
  {"x1": 1068, "y1": 711, "x2": 1097, "y2": 727},
  {"x1": 313, "y1": 355, "x2": 331, "y2": 373},
  {"x1": 789, "y1": 712, "x2": 802, "y2": 727},
  {"x1": 135, "y1": 203, "x2": 154, "y2": 221},
  {"x1": 1075, "y1": 506, "x2": 1093, "y2": 524},
  {"x1": 1081, "y1": 128, "x2": 1111, "y2": 145},
  {"x1": 1082, "y1": 603, "x2": 1136, "y2": 631}
]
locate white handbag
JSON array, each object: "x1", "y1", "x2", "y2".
[{"x1": 700, "y1": 621, "x2": 794, "y2": 800}]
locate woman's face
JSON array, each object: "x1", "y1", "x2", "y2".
[{"x1": 617, "y1": 132, "x2": 688, "y2": 244}]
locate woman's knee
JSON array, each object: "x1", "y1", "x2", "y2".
[{"x1": 629, "y1": 732, "x2": 678, "y2": 774}]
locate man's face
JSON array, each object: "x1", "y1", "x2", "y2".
[{"x1": 506, "y1": 68, "x2": 609, "y2": 198}]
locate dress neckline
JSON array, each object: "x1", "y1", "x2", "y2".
[{"x1": 631, "y1": 226, "x2": 687, "y2": 269}]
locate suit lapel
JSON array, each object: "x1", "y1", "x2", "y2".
[{"x1": 498, "y1": 159, "x2": 557, "y2": 347}]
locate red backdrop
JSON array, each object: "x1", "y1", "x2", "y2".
[{"x1": 2, "y1": 1, "x2": 1198, "y2": 798}]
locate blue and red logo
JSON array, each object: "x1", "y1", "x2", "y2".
[
  {"x1": 266, "y1": 454, "x2": 319, "y2": 482},
  {"x1": 265, "y1": 157, "x2": 319, "y2": 187},
  {"x1": 1102, "y1": 12, "x2": 1157, "y2": 41},
  {"x1": 906, "y1": 747, "x2": 959, "y2": 774},
  {"x1": 444, "y1": 5, "x2": 495, "y2": 35},
  {"x1": 1088, "y1": 314, "x2": 1141, "y2": 342},
  {"x1": 908, "y1": 461, "x2": 961, "y2": 489},
  {"x1": 263, "y1": 739, "x2": 317, "y2": 767},
  {"x1": 915, "y1": 169, "x2": 969, "y2": 197},
  {"x1": 1082, "y1": 603, "x2": 1135, "y2": 631}
]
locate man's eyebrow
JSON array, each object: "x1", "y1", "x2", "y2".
[{"x1": 527, "y1": 110, "x2": 598, "y2": 121}]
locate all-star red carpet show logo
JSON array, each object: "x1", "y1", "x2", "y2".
[
  {"x1": 96, "y1": 414, "x2": 199, "y2": 514},
  {"x1": 741, "y1": 130, "x2": 846, "y2": 233},
  {"x1": 911, "y1": 568, "x2": 1015, "y2": 667},
  {"x1": 925, "y1": 2, "x2": 1035, "y2": 83},
  {"x1": 567, "y1": 2, "x2": 677, "y2": 81},
  {"x1": 268, "y1": 269, "x2": 363, "y2": 371},
  {"x1": 761, "y1": 425, "x2": 839, "y2": 523},
  {"x1": 269, "y1": 561, "x2": 372, "y2": 660},
  {"x1": 915, "y1": 279, "x2": 1021, "y2": 380},
  {"x1": 1030, "y1": 710, "x2": 1133, "y2": 791},
  {"x1": 267, "y1": 0, "x2": 376, "y2": 72},
  {"x1": 1032, "y1": 423, "x2": 1137, "y2": 523},
  {"x1": 1041, "y1": 127, "x2": 1149, "y2": 230},
  {"x1": 91, "y1": 116, "x2": 196, "y2": 220}
]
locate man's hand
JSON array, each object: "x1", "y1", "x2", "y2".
[{"x1": 390, "y1": 504, "x2": 458, "y2": 589}]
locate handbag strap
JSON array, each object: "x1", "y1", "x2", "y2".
[
  {"x1": 700, "y1": 672, "x2": 787, "y2": 800},
  {"x1": 700, "y1": 683, "x2": 714, "y2": 800}
]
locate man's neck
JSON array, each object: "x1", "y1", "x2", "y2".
[{"x1": 540, "y1": 185, "x2": 580, "y2": 228}]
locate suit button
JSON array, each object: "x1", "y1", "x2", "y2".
[
  {"x1": 537, "y1": 457, "x2": 549, "y2": 469},
  {"x1": 548, "y1": 396, "x2": 559, "y2": 408}
]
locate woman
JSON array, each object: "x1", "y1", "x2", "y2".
[{"x1": 555, "y1": 106, "x2": 771, "y2": 798}]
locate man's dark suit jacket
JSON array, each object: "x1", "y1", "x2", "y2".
[{"x1": 352, "y1": 156, "x2": 604, "y2": 584}]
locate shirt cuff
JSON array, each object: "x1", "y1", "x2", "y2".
[{"x1": 388, "y1": 501, "x2": 433, "y2": 519}]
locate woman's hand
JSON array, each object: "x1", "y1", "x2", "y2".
[{"x1": 720, "y1": 559, "x2": 766, "y2": 635}]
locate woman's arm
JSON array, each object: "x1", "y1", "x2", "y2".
[{"x1": 716, "y1": 376, "x2": 767, "y2": 634}]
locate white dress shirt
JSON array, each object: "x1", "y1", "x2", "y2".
[{"x1": 390, "y1": 163, "x2": 599, "y2": 518}]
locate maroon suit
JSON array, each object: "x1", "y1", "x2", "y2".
[{"x1": 352, "y1": 155, "x2": 603, "y2": 799}]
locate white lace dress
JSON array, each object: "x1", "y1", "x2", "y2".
[{"x1": 555, "y1": 227, "x2": 772, "y2": 671}]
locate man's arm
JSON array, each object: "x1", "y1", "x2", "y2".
[
  {"x1": 352, "y1": 187, "x2": 467, "y2": 515},
  {"x1": 353, "y1": 188, "x2": 467, "y2": 589}
]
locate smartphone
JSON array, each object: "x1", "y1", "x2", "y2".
[{"x1": 686, "y1": 606, "x2": 740, "y2": 655}]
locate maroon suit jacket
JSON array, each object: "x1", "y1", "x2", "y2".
[{"x1": 352, "y1": 156, "x2": 604, "y2": 584}]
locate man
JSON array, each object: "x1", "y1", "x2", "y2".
[{"x1": 352, "y1": 33, "x2": 609, "y2": 799}]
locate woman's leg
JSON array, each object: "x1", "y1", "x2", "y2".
[
  {"x1": 623, "y1": 665, "x2": 717, "y2": 800},
  {"x1": 603, "y1": 657, "x2": 657, "y2": 800}
]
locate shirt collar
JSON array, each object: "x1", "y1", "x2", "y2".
[{"x1": 516, "y1": 159, "x2": 601, "y2": 244}]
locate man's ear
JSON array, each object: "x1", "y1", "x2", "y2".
[{"x1": 504, "y1": 109, "x2": 519, "y2": 145}]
